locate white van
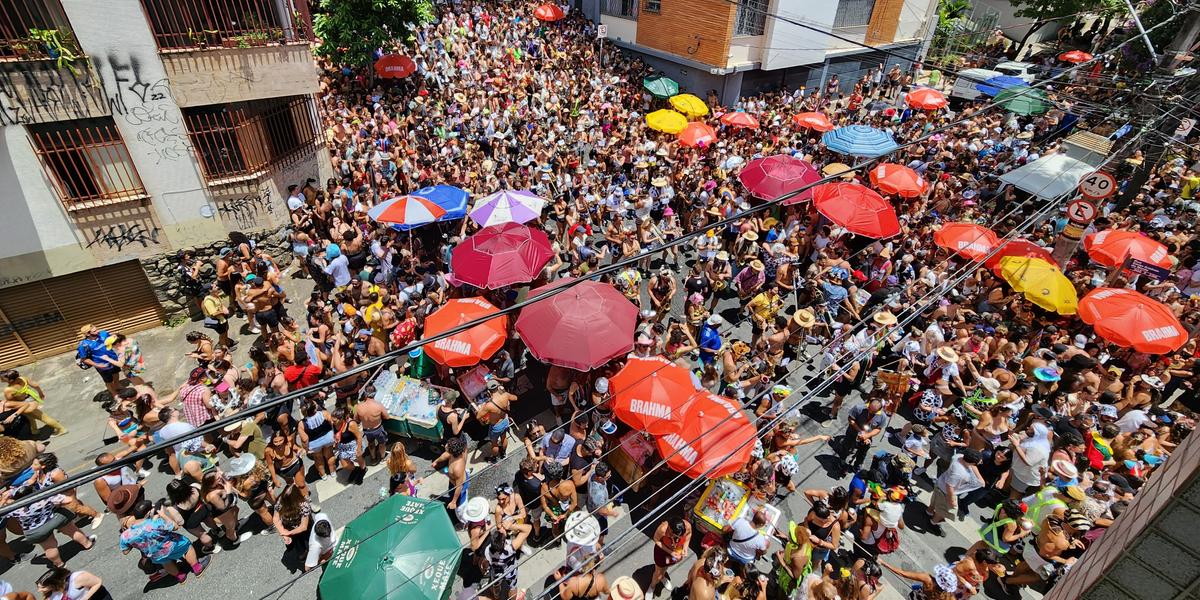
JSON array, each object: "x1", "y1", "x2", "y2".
[
  {"x1": 949, "y1": 68, "x2": 1002, "y2": 102},
  {"x1": 993, "y1": 61, "x2": 1038, "y2": 83}
]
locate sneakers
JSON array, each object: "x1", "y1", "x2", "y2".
[
  {"x1": 138, "y1": 469, "x2": 152, "y2": 479},
  {"x1": 52, "y1": 429, "x2": 69, "y2": 438},
  {"x1": 238, "y1": 531, "x2": 255, "y2": 543},
  {"x1": 193, "y1": 555, "x2": 211, "y2": 576},
  {"x1": 90, "y1": 514, "x2": 105, "y2": 530},
  {"x1": 250, "y1": 326, "x2": 262, "y2": 334}
]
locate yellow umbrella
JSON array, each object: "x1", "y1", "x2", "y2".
[
  {"x1": 669, "y1": 93, "x2": 709, "y2": 117},
  {"x1": 645, "y1": 109, "x2": 688, "y2": 134},
  {"x1": 822, "y1": 163, "x2": 856, "y2": 180},
  {"x1": 997, "y1": 256, "x2": 1078, "y2": 315}
]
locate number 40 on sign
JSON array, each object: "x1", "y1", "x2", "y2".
[{"x1": 1079, "y1": 171, "x2": 1116, "y2": 200}]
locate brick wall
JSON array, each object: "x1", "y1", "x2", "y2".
[{"x1": 634, "y1": 0, "x2": 735, "y2": 68}]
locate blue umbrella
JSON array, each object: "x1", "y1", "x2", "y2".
[
  {"x1": 394, "y1": 185, "x2": 469, "y2": 230},
  {"x1": 975, "y1": 75, "x2": 1026, "y2": 97},
  {"x1": 820, "y1": 125, "x2": 899, "y2": 158}
]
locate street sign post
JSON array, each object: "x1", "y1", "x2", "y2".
[
  {"x1": 597, "y1": 24, "x2": 607, "y2": 39},
  {"x1": 1079, "y1": 171, "x2": 1117, "y2": 200},
  {"x1": 1066, "y1": 198, "x2": 1098, "y2": 224}
]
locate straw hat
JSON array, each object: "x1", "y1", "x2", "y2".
[
  {"x1": 227, "y1": 454, "x2": 257, "y2": 477},
  {"x1": 750, "y1": 260, "x2": 765, "y2": 271},
  {"x1": 936, "y1": 346, "x2": 959, "y2": 363},
  {"x1": 651, "y1": 176, "x2": 669, "y2": 187},
  {"x1": 564, "y1": 511, "x2": 601, "y2": 546},
  {"x1": 223, "y1": 418, "x2": 253, "y2": 433},
  {"x1": 792, "y1": 309, "x2": 816, "y2": 328},
  {"x1": 716, "y1": 250, "x2": 730, "y2": 261},
  {"x1": 872, "y1": 311, "x2": 897, "y2": 326},
  {"x1": 743, "y1": 231, "x2": 759, "y2": 241},
  {"x1": 458, "y1": 497, "x2": 490, "y2": 523},
  {"x1": 993, "y1": 368, "x2": 1017, "y2": 390},
  {"x1": 978, "y1": 377, "x2": 1001, "y2": 395},
  {"x1": 610, "y1": 576, "x2": 644, "y2": 600}
]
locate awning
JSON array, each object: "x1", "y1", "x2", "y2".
[{"x1": 999, "y1": 153, "x2": 1096, "y2": 200}]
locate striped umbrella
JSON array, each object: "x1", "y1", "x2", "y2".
[
  {"x1": 821, "y1": 125, "x2": 899, "y2": 158},
  {"x1": 367, "y1": 195, "x2": 446, "y2": 227},
  {"x1": 469, "y1": 190, "x2": 547, "y2": 228}
]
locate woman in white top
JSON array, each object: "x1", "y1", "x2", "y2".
[
  {"x1": 1008, "y1": 422, "x2": 1052, "y2": 498},
  {"x1": 35, "y1": 568, "x2": 110, "y2": 600}
]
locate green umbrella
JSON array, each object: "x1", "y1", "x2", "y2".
[
  {"x1": 643, "y1": 75, "x2": 680, "y2": 99},
  {"x1": 994, "y1": 86, "x2": 1050, "y2": 116},
  {"x1": 319, "y1": 496, "x2": 461, "y2": 600}
]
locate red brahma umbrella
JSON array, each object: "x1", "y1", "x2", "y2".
[
  {"x1": 534, "y1": 3, "x2": 565, "y2": 21},
  {"x1": 811, "y1": 182, "x2": 900, "y2": 239},
  {"x1": 868, "y1": 163, "x2": 928, "y2": 198},
  {"x1": 719, "y1": 111, "x2": 760, "y2": 129},
  {"x1": 610, "y1": 356, "x2": 699, "y2": 436},
  {"x1": 738, "y1": 154, "x2": 821, "y2": 203},
  {"x1": 904, "y1": 87, "x2": 948, "y2": 110},
  {"x1": 1079, "y1": 288, "x2": 1188, "y2": 354},
  {"x1": 678, "y1": 122, "x2": 717, "y2": 147},
  {"x1": 1083, "y1": 229, "x2": 1172, "y2": 269},
  {"x1": 1059, "y1": 50, "x2": 1094, "y2": 63},
  {"x1": 656, "y1": 391, "x2": 756, "y2": 480},
  {"x1": 792, "y1": 112, "x2": 834, "y2": 132},
  {"x1": 374, "y1": 55, "x2": 417, "y2": 79},
  {"x1": 451, "y1": 222, "x2": 554, "y2": 289},
  {"x1": 422, "y1": 298, "x2": 508, "y2": 367},
  {"x1": 516, "y1": 279, "x2": 638, "y2": 371},
  {"x1": 983, "y1": 239, "x2": 1055, "y2": 273},
  {"x1": 934, "y1": 222, "x2": 1001, "y2": 261}
]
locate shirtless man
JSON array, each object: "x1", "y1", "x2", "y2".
[
  {"x1": 1005, "y1": 515, "x2": 1083, "y2": 588},
  {"x1": 215, "y1": 247, "x2": 238, "y2": 315},
  {"x1": 764, "y1": 316, "x2": 791, "y2": 376},
  {"x1": 246, "y1": 275, "x2": 283, "y2": 335},
  {"x1": 475, "y1": 379, "x2": 517, "y2": 463},
  {"x1": 539, "y1": 462, "x2": 577, "y2": 540},
  {"x1": 353, "y1": 385, "x2": 391, "y2": 462},
  {"x1": 432, "y1": 437, "x2": 469, "y2": 515},
  {"x1": 687, "y1": 548, "x2": 729, "y2": 600},
  {"x1": 546, "y1": 365, "x2": 578, "y2": 424}
]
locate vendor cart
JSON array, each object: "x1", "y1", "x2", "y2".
[
  {"x1": 372, "y1": 369, "x2": 450, "y2": 443},
  {"x1": 692, "y1": 476, "x2": 781, "y2": 537}
]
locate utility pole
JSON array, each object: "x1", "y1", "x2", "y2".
[{"x1": 1115, "y1": 7, "x2": 1200, "y2": 210}]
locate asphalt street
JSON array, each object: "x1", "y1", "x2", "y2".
[{"x1": 2, "y1": 260, "x2": 1038, "y2": 600}]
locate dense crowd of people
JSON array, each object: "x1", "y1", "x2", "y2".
[{"x1": 0, "y1": 1, "x2": 1196, "y2": 599}]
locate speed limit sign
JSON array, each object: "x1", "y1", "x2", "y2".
[
  {"x1": 1067, "y1": 198, "x2": 1098, "y2": 224},
  {"x1": 1079, "y1": 171, "x2": 1117, "y2": 199}
]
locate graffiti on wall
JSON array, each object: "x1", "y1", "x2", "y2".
[
  {"x1": 215, "y1": 186, "x2": 278, "y2": 230},
  {"x1": 91, "y1": 52, "x2": 192, "y2": 164},
  {"x1": 84, "y1": 223, "x2": 163, "y2": 252},
  {"x1": 0, "y1": 62, "x2": 108, "y2": 126}
]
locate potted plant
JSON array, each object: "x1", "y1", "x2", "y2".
[
  {"x1": 221, "y1": 36, "x2": 240, "y2": 48},
  {"x1": 27, "y1": 28, "x2": 79, "y2": 74}
]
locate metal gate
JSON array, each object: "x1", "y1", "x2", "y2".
[{"x1": 0, "y1": 261, "x2": 164, "y2": 368}]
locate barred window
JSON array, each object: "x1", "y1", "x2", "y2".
[
  {"x1": 0, "y1": 0, "x2": 82, "y2": 61},
  {"x1": 646, "y1": 0, "x2": 661, "y2": 12},
  {"x1": 139, "y1": 0, "x2": 310, "y2": 50},
  {"x1": 834, "y1": 0, "x2": 876, "y2": 29},
  {"x1": 28, "y1": 118, "x2": 147, "y2": 209},
  {"x1": 183, "y1": 95, "x2": 321, "y2": 183},
  {"x1": 734, "y1": 0, "x2": 769, "y2": 37},
  {"x1": 600, "y1": 0, "x2": 639, "y2": 19}
]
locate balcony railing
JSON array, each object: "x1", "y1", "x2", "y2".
[
  {"x1": 139, "y1": 0, "x2": 313, "y2": 51},
  {"x1": 184, "y1": 95, "x2": 321, "y2": 183},
  {"x1": 0, "y1": 0, "x2": 83, "y2": 62}
]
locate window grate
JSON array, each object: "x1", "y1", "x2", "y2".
[
  {"x1": 27, "y1": 117, "x2": 147, "y2": 208},
  {"x1": 0, "y1": 0, "x2": 82, "y2": 61},
  {"x1": 183, "y1": 95, "x2": 321, "y2": 183},
  {"x1": 734, "y1": 0, "x2": 769, "y2": 37},
  {"x1": 833, "y1": 0, "x2": 876, "y2": 29},
  {"x1": 599, "y1": 0, "x2": 639, "y2": 19},
  {"x1": 138, "y1": 0, "x2": 312, "y2": 51}
]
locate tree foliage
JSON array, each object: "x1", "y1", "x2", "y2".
[{"x1": 313, "y1": 0, "x2": 435, "y2": 68}]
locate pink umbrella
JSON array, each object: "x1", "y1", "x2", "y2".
[
  {"x1": 451, "y1": 223, "x2": 554, "y2": 289},
  {"x1": 516, "y1": 278, "x2": 638, "y2": 371},
  {"x1": 738, "y1": 154, "x2": 821, "y2": 203}
]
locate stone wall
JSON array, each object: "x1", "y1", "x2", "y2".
[{"x1": 140, "y1": 225, "x2": 293, "y2": 320}]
